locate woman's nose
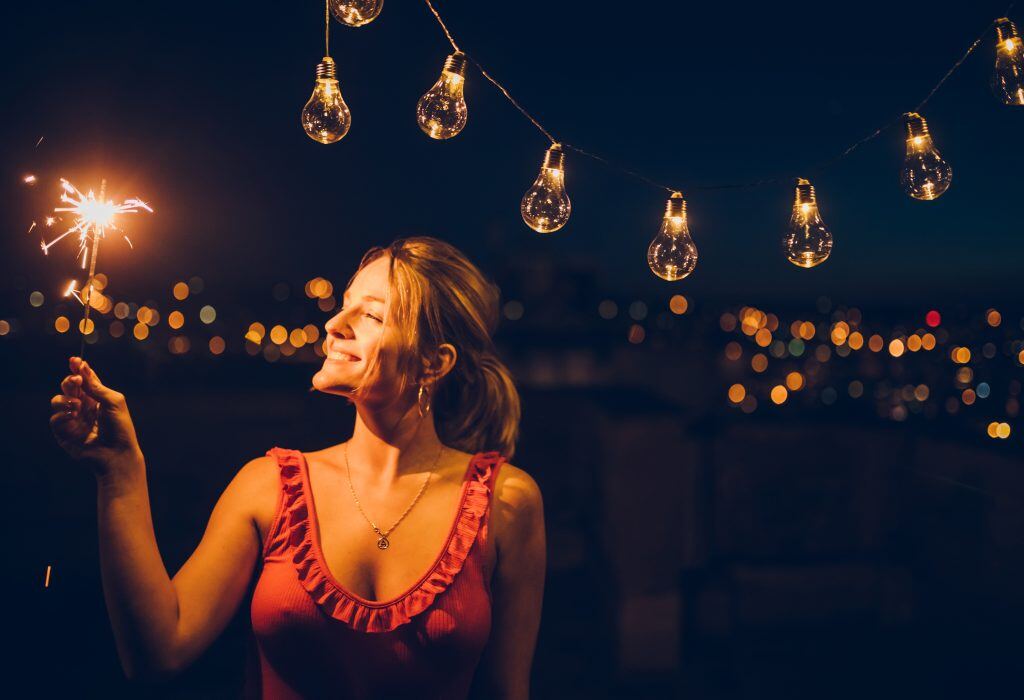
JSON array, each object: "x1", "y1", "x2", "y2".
[{"x1": 325, "y1": 310, "x2": 349, "y2": 336}]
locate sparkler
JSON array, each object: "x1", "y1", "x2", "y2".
[{"x1": 40, "y1": 178, "x2": 152, "y2": 350}]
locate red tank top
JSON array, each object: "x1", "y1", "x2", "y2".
[{"x1": 246, "y1": 447, "x2": 505, "y2": 699}]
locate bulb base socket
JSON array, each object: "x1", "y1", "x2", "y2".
[
  {"x1": 315, "y1": 56, "x2": 337, "y2": 80},
  {"x1": 794, "y1": 178, "x2": 816, "y2": 205},
  {"x1": 996, "y1": 18, "x2": 1020, "y2": 44},
  {"x1": 543, "y1": 144, "x2": 565, "y2": 170},
  {"x1": 903, "y1": 112, "x2": 929, "y2": 140},
  {"x1": 443, "y1": 52, "x2": 468, "y2": 77},
  {"x1": 665, "y1": 192, "x2": 687, "y2": 218}
]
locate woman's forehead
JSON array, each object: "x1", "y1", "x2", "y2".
[{"x1": 348, "y1": 256, "x2": 390, "y2": 299}]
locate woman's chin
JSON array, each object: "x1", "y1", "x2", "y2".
[{"x1": 311, "y1": 368, "x2": 355, "y2": 396}]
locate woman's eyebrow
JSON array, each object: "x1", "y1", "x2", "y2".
[{"x1": 341, "y1": 292, "x2": 385, "y2": 304}]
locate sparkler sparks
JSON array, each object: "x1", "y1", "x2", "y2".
[{"x1": 40, "y1": 179, "x2": 152, "y2": 268}]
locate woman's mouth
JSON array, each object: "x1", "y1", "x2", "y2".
[{"x1": 327, "y1": 350, "x2": 360, "y2": 362}]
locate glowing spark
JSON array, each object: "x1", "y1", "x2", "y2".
[
  {"x1": 23, "y1": 174, "x2": 37, "y2": 185},
  {"x1": 64, "y1": 280, "x2": 84, "y2": 305},
  {"x1": 44, "y1": 565, "x2": 52, "y2": 588},
  {"x1": 45, "y1": 216, "x2": 55, "y2": 226},
  {"x1": 35, "y1": 136, "x2": 44, "y2": 148},
  {"x1": 27, "y1": 221, "x2": 37, "y2": 234},
  {"x1": 41, "y1": 178, "x2": 152, "y2": 269}
]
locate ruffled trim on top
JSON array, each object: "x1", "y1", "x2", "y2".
[{"x1": 267, "y1": 447, "x2": 504, "y2": 634}]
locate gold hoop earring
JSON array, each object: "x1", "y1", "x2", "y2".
[{"x1": 417, "y1": 384, "x2": 431, "y2": 418}]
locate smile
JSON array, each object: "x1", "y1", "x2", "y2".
[{"x1": 327, "y1": 351, "x2": 360, "y2": 362}]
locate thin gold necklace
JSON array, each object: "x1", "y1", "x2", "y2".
[{"x1": 344, "y1": 443, "x2": 445, "y2": 551}]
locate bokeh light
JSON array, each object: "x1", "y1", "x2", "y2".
[
  {"x1": 728, "y1": 384, "x2": 746, "y2": 403},
  {"x1": 770, "y1": 385, "x2": 789, "y2": 404},
  {"x1": 270, "y1": 325, "x2": 288, "y2": 345}
]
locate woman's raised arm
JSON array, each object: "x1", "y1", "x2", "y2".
[{"x1": 50, "y1": 358, "x2": 277, "y2": 679}]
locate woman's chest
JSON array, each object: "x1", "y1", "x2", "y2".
[{"x1": 255, "y1": 468, "x2": 498, "y2": 604}]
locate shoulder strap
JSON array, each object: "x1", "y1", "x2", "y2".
[{"x1": 260, "y1": 447, "x2": 305, "y2": 558}]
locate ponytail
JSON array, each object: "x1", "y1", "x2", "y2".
[{"x1": 434, "y1": 350, "x2": 520, "y2": 459}]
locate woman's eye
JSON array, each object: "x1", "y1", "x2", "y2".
[{"x1": 365, "y1": 313, "x2": 383, "y2": 323}]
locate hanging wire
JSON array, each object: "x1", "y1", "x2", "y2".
[
  {"x1": 423, "y1": 0, "x2": 461, "y2": 52},
  {"x1": 561, "y1": 144, "x2": 677, "y2": 194},
  {"x1": 325, "y1": 0, "x2": 331, "y2": 56},
  {"x1": 420, "y1": 1, "x2": 1017, "y2": 194}
]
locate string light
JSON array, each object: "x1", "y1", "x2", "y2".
[
  {"x1": 416, "y1": 52, "x2": 469, "y2": 139},
  {"x1": 521, "y1": 144, "x2": 571, "y2": 233},
  {"x1": 302, "y1": 1, "x2": 352, "y2": 144},
  {"x1": 330, "y1": 0, "x2": 383, "y2": 28},
  {"x1": 782, "y1": 179, "x2": 833, "y2": 268},
  {"x1": 993, "y1": 18, "x2": 1024, "y2": 105},
  {"x1": 647, "y1": 192, "x2": 698, "y2": 281},
  {"x1": 303, "y1": 2, "x2": 1024, "y2": 275},
  {"x1": 900, "y1": 113, "x2": 952, "y2": 200}
]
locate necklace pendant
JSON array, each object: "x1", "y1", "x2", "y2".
[{"x1": 376, "y1": 535, "x2": 390, "y2": 551}]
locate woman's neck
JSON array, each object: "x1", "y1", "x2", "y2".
[{"x1": 343, "y1": 401, "x2": 445, "y2": 487}]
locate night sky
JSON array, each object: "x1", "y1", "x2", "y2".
[{"x1": 2, "y1": 1, "x2": 1022, "y2": 309}]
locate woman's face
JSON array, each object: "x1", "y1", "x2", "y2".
[{"x1": 312, "y1": 256, "x2": 400, "y2": 401}]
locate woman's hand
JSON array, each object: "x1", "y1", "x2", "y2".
[{"x1": 49, "y1": 356, "x2": 143, "y2": 477}]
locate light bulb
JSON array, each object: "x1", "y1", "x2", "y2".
[
  {"x1": 783, "y1": 179, "x2": 833, "y2": 268},
  {"x1": 329, "y1": 0, "x2": 383, "y2": 27},
  {"x1": 647, "y1": 192, "x2": 698, "y2": 281},
  {"x1": 900, "y1": 112, "x2": 952, "y2": 201},
  {"x1": 521, "y1": 144, "x2": 571, "y2": 233},
  {"x1": 301, "y1": 57, "x2": 352, "y2": 144},
  {"x1": 416, "y1": 52, "x2": 468, "y2": 140},
  {"x1": 993, "y1": 18, "x2": 1024, "y2": 105}
]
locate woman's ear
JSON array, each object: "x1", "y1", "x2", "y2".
[{"x1": 423, "y1": 343, "x2": 458, "y2": 384}]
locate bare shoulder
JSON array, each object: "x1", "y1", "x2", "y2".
[
  {"x1": 233, "y1": 454, "x2": 281, "y2": 493},
  {"x1": 220, "y1": 454, "x2": 281, "y2": 523},
  {"x1": 494, "y1": 462, "x2": 543, "y2": 511},
  {"x1": 492, "y1": 462, "x2": 545, "y2": 552}
]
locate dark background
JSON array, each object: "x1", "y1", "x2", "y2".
[{"x1": 4, "y1": 1, "x2": 1024, "y2": 698}]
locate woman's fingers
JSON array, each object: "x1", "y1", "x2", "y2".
[
  {"x1": 60, "y1": 374, "x2": 83, "y2": 397},
  {"x1": 70, "y1": 358, "x2": 122, "y2": 407},
  {"x1": 50, "y1": 394, "x2": 80, "y2": 413}
]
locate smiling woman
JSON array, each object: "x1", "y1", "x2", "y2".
[{"x1": 48, "y1": 236, "x2": 545, "y2": 699}]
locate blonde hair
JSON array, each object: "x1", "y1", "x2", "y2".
[{"x1": 351, "y1": 236, "x2": 520, "y2": 458}]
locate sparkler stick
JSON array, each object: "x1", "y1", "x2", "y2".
[{"x1": 77, "y1": 180, "x2": 106, "y2": 356}]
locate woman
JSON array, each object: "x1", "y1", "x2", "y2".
[{"x1": 49, "y1": 237, "x2": 546, "y2": 699}]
